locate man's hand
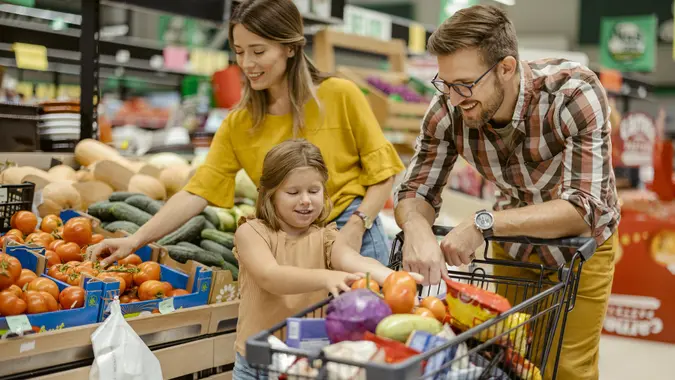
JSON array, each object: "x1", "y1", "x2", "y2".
[
  {"x1": 402, "y1": 222, "x2": 449, "y2": 286},
  {"x1": 440, "y1": 219, "x2": 485, "y2": 267},
  {"x1": 339, "y1": 215, "x2": 366, "y2": 252}
]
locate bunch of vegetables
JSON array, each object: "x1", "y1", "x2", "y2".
[
  {"x1": 0, "y1": 254, "x2": 85, "y2": 316},
  {"x1": 86, "y1": 192, "x2": 241, "y2": 278}
]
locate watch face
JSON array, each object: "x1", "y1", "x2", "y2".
[{"x1": 475, "y1": 212, "x2": 494, "y2": 230}]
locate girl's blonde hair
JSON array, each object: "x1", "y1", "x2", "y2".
[
  {"x1": 256, "y1": 139, "x2": 333, "y2": 230},
  {"x1": 228, "y1": 0, "x2": 330, "y2": 134}
]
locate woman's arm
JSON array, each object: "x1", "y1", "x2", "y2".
[
  {"x1": 330, "y1": 233, "x2": 394, "y2": 285},
  {"x1": 341, "y1": 177, "x2": 395, "y2": 250},
  {"x1": 235, "y1": 223, "x2": 337, "y2": 295}
]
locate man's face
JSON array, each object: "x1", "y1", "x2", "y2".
[{"x1": 437, "y1": 48, "x2": 505, "y2": 129}]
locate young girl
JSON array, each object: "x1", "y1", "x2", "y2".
[{"x1": 232, "y1": 139, "x2": 418, "y2": 379}]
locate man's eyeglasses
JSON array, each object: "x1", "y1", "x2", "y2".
[{"x1": 431, "y1": 59, "x2": 503, "y2": 98}]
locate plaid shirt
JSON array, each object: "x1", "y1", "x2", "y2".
[{"x1": 395, "y1": 58, "x2": 621, "y2": 266}]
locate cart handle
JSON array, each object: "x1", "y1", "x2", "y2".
[{"x1": 430, "y1": 225, "x2": 597, "y2": 262}]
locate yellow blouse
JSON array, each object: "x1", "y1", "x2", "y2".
[{"x1": 184, "y1": 77, "x2": 404, "y2": 221}]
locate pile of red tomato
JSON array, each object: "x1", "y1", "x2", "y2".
[
  {"x1": 0, "y1": 253, "x2": 85, "y2": 316},
  {"x1": 352, "y1": 271, "x2": 449, "y2": 323}
]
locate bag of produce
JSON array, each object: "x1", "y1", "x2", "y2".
[{"x1": 89, "y1": 298, "x2": 163, "y2": 380}]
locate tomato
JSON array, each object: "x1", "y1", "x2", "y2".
[
  {"x1": 63, "y1": 218, "x2": 92, "y2": 247},
  {"x1": 119, "y1": 294, "x2": 133, "y2": 303},
  {"x1": 27, "y1": 277, "x2": 59, "y2": 300},
  {"x1": 91, "y1": 234, "x2": 105, "y2": 244},
  {"x1": 12, "y1": 211, "x2": 38, "y2": 236},
  {"x1": 351, "y1": 277, "x2": 380, "y2": 293},
  {"x1": 56, "y1": 242, "x2": 82, "y2": 263},
  {"x1": 383, "y1": 271, "x2": 418, "y2": 296},
  {"x1": 133, "y1": 262, "x2": 161, "y2": 286},
  {"x1": 51, "y1": 226, "x2": 64, "y2": 240},
  {"x1": 6, "y1": 229, "x2": 24, "y2": 241},
  {"x1": 170, "y1": 289, "x2": 190, "y2": 297},
  {"x1": 104, "y1": 265, "x2": 136, "y2": 288},
  {"x1": 45, "y1": 250, "x2": 62, "y2": 267},
  {"x1": 384, "y1": 284, "x2": 416, "y2": 314},
  {"x1": 126, "y1": 286, "x2": 139, "y2": 299},
  {"x1": 0, "y1": 253, "x2": 22, "y2": 290},
  {"x1": 24, "y1": 290, "x2": 49, "y2": 314},
  {"x1": 119, "y1": 253, "x2": 142, "y2": 266},
  {"x1": 59, "y1": 286, "x2": 85, "y2": 309},
  {"x1": 40, "y1": 291, "x2": 59, "y2": 312},
  {"x1": 15, "y1": 269, "x2": 37, "y2": 288},
  {"x1": 3, "y1": 284, "x2": 22, "y2": 298},
  {"x1": 97, "y1": 272, "x2": 126, "y2": 293},
  {"x1": 128, "y1": 297, "x2": 140, "y2": 303},
  {"x1": 66, "y1": 272, "x2": 82, "y2": 287},
  {"x1": 413, "y1": 307, "x2": 435, "y2": 318},
  {"x1": 40, "y1": 215, "x2": 63, "y2": 233},
  {"x1": 161, "y1": 281, "x2": 173, "y2": 297},
  {"x1": 48, "y1": 239, "x2": 65, "y2": 251},
  {"x1": 420, "y1": 296, "x2": 447, "y2": 322},
  {"x1": 138, "y1": 280, "x2": 168, "y2": 301},
  {"x1": 48, "y1": 264, "x2": 71, "y2": 282},
  {"x1": 0, "y1": 291, "x2": 27, "y2": 316}
]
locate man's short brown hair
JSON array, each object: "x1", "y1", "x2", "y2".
[{"x1": 428, "y1": 5, "x2": 519, "y2": 65}]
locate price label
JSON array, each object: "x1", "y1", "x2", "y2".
[
  {"x1": 158, "y1": 298, "x2": 175, "y2": 314},
  {"x1": 6, "y1": 315, "x2": 32, "y2": 334},
  {"x1": 0, "y1": 188, "x2": 7, "y2": 203},
  {"x1": 163, "y1": 46, "x2": 189, "y2": 72},
  {"x1": 12, "y1": 43, "x2": 48, "y2": 71}
]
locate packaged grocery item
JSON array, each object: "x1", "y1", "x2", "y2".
[
  {"x1": 322, "y1": 340, "x2": 386, "y2": 380},
  {"x1": 476, "y1": 312, "x2": 532, "y2": 356},
  {"x1": 285, "y1": 318, "x2": 330, "y2": 351},
  {"x1": 406, "y1": 330, "x2": 456, "y2": 380},
  {"x1": 363, "y1": 331, "x2": 421, "y2": 363},
  {"x1": 505, "y1": 347, "x2": 542, "y2": 380},
  {"x1": 445, "y1": 279, "x2": 511, "y2": 331}
]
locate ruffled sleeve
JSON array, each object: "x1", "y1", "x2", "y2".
[
  {"x1": 322, "y1": 222, "x2": 339, "y2": 270},
  {"x1": 359, "y1": 143, "x2": 405, "y2": 186}
]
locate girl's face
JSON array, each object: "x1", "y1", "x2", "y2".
[
  {"x1": 232, "y1": 24, "x2": 293, "y2": 92},
  {"x1": 273, "y1": 166, "x2": 325, "y2": 235}
]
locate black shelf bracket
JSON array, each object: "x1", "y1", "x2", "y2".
[{"x1": 80, "y1": 0, "x2": 101, "y2": 141}]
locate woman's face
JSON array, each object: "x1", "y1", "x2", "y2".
[{"x1": 232, "y1": 24, "x2": 293, "y2": 92}]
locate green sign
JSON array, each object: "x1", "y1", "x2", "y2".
[
  {"x1": 5, "y1": 0, "x2": 35, "y2": 6},
  {"x1": 599, "y1": 15, "x2": 657, "y2": 72},
  {"x1": 439, "y1": 0, "x2": 478, "y2": 25}
]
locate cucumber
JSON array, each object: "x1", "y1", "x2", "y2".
[
  {"x1": 164, "y1": 245, "x2": 225, "y2": 268},
  {"x1": 375, "y1": 314, "x2": 443, "y2": 343},
  {"x1": 110, "y1": 202, "x2": 152, "y2": 226},
  {"x1": 100, "y1": 222, "x2": 109, "y2": 229},
  {"x1": 222, "y1": 260, "x2": 239, "y2": 280},
  {"x1": 204, "y1": 219, "x2": 217, "y2": 231},
  {"x1": 177, "y1": 241, "x2": 203, "y2": 251},
  {"x1": 201, "y1": 207, "x2": 220, "y2": 228},
  {"x1": 109, "y1": 192, "x2": 144, "y2": 202},
  {"x1": 124, "y1": 195, "x2": 163, "y2": 215},
  {"x1": 88, "y1": 201, "x2": 116, "y2": 221},
  {"x1": 201, "y1": 229, "x2": 234, "y2": 249},
  {"x1": 157, "y1": 216, "x2": 206, "y2": 246},
  {"x1": 200, "y1": 239, "x2": 238, "y2": 267},
  {"x1": 105, "y1": 221, "x2": 140, "y2": 234}
]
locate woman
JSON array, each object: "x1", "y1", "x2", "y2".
[{"x1": 90, "y1": 0, "x2": 404, "y2": 267}]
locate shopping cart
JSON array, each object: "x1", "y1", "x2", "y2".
[{"x1": 245, "y1": 225, "x2": 597, "y2": 380}]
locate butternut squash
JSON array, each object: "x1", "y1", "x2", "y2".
[
  {"x1": 40, "y1": 182, "x2": 82, "y2": 216},
  {"x1": 0, "y1": 166, "x2": 51, "y2": 185},
  {"x1": 48, "y1": 165, "x2": 78, "y2": 182},
  {"x1": 128, "y1": 174, "x2": 167, "y2": 200},
  {"x1": 159, "y1": 165, "x2": 192, "y2": 199},
  {"x1": 72, "y1": 181, "x2": 114, "y2": 209}
]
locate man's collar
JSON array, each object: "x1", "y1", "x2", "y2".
[{"x1": 511, "y1": 60, "x2": 533, "y2": 123}]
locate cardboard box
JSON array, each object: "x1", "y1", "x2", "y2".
[{"x1": 0, "y1": 245, "x2": 102, "y2": 334}]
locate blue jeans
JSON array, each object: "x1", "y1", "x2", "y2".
[
  {"x1": 332, "y1": 197, "x2": 390, "y2": 266},
  {"x1": 234, "y1": 352, "x2": 267, "y2": 380}
]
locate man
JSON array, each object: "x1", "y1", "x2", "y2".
[{"x1": 394, "y1": 5, "x2": 620, "y2": 380}]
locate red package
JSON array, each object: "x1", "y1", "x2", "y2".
[{"x1": 363, "y1": 331, "x2": 421, "y2": 364}]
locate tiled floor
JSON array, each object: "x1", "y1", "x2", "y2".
[{"x1": 599, "y1": 335, "x2": 675, "y2": 379}]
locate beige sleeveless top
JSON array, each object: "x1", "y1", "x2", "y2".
[{"x1": 232, "y1": 218, "x2": 338, "y2": 356}]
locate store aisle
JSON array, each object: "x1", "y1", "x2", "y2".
[{"x1": 599, "y1": 335, "x2": 675, "y2": 380}]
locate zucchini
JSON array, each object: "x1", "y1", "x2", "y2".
[
  {"x1": 201, "y1": 207, "x2": 220, "y2": 228},
  {"x1": 105, "y1": 221, "x2": 140, "y2": 234},
  {"x1": 164, "y1": 245, "x2": 225, "y2": 268},
  {"x1": 200, "y1": 240, "x2": 238, "y2": 267},
  {"x1": 110, "y1": 202, "x2": 152, "y2": 226},
  {"x1": 109, "y1": 192, "x2": 144, "y2": 202},
  {"x1": 201, "y1": 229, "x2": 234, "y2": 249},
  {"x1": 88, "y1": 201, "x2": 116, "y2": 221},
  {"x1": 157, "y1": 216, "x2": 206, "y2": 246},
  {"x1": 124, "y1": 194, "x2": 163, "y2": 215}
]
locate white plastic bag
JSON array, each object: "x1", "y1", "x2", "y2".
[{"x1": 89, "y1": 298, "x2": 163, "y2": 380}]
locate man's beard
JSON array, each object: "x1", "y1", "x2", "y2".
[{"x1": 460, "y1": 82, "x2": 505, "y2": 129}]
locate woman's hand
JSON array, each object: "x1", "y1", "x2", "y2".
[
  {"x1": 325, "y1": 271, "x2": 364, "y2": 298},
  {"x1": 86, "y1": 237, "x2": 140, "y2": 268}
]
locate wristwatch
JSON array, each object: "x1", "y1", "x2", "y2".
[
  {"x1": 353, "y1": 210, "x2": 373, "y2": 230},
  {"x1": 474, "y1": 209, "x2": 494, "y2": 239}
]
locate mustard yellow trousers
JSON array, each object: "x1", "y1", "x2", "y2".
[{"x1": 492, "y1": 233, "x2": 617, "y2": 380}]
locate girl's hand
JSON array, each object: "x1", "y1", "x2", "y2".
[{"x1": 325, "y1": 271, "x2": 364, "y2": 298}]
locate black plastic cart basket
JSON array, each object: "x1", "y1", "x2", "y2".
[{"x1": 245, "y1": 225, "x2": 597, "y2": 380}]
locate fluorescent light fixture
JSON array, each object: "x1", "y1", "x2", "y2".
[{"x1": 492, "y1": 0, "x2": 516, "y2": 5}]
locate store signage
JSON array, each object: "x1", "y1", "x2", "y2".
[
  {"x1": 339, "y1": 5, "x2": 392, "y2": 41},
  {"x1": 619, "y1": 112, "x2": 656, "y2": 167},
  {"x1": 439, "y1": 0, "x2": 478, "y2": 25},
  {"x1": 599, "y1": 15, "x2": 657, "y2": 72},
  {"x1": 12, "y1": 42, "x2": 48, "y2": 71},
  {"x1": 408, "y1": 23, "x2": 427, "y2": 55},
  {"x1": 604, "y1": 295, "x2": 664, "y2": 338}
]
